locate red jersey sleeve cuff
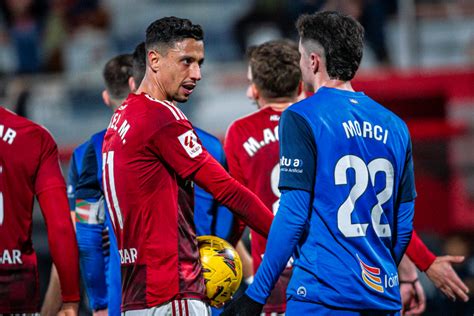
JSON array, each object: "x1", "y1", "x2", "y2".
[{"x1": 406, "y1": 231, "x2": 436, "y2": 271}]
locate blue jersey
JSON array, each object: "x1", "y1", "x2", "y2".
[
  {"x1": 194, "y1": 127, "x2": 234, "y2": 240},
  {"x1": 67, "y1": 142, "x2": 89, "y2": 210},
  {"x1": 73, "y1": 129, "x2": 122, "y2": 316},
  {"x1": 247, "y1": 87, "x2": 415, "y2": 312}
]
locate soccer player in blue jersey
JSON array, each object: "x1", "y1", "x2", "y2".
[{"x1": 223, "y1": 11, "x2": 415, "y2": 315}]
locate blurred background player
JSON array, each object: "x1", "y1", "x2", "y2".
[
  {"x1": 0, "y1": 106, "x2": 80, "y2": 315},
  {"x1": 224, "y1": 11, "x2": 415, "y2": 315},
  {"x1": 224, "y1": 39, "x2": 302, "y2": 315},
  {"x1": 102, "y1": 16, "x2": 274, "y2": 314}
]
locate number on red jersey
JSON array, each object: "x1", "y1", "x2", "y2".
[{"x1": 103, "y1": 151, "x2": 124, "y2": 230}]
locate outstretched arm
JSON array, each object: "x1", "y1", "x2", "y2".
[{"x1": 193, "y1": 156, "x2": 274, "y2": 244}]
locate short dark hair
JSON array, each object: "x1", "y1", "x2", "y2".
[
  {"x1": 132, "y1": 42, "x2": 146, "y2": 87},
  {"x1": 102, "y1": 54, "x2": 133, "y2": 100},
  {"x1": 247, "y1": 39, "x2": 301, "y2": 99},
  {"x1": 145, "y1": 16, "x2": 204, "y2": 54},
  {"x1": 296, "y1": 11, "x2": 364, "y2": 81}
]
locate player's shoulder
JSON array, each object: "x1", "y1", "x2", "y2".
[
  {"x1": 1, "y1": 107, "x2": 47, "y2": 133},
  {"x1": 1, "y1": 107, "x2": 58, "y2": 146},
  {"x1": 229, "y1": 107, "x2": 274, "y2": 131},
  {"x1": 136, "y1": 93, "x2": 188, "y2": 124},
  {"x1": 89, "y1": 129, "x2": 106, "y2": 145},
  {"x1": 72, "y1": 139, "x2": 91, "y2": 161}
]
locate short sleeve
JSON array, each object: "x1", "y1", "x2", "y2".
[
  {"x1": 147, "y1": 120, "x2": 210, "y2": 179},
  {"x1": 35, "y1": 129, "x2": 66, "y2": 194},
  {"x1": 398, "y1": 138, "x2": 417, "y2": 203},
  {"x1": 278, "y1": 110, "x2": 317, "y2": 192}
]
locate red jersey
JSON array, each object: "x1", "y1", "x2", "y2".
[
  {"x1": 0, "y1": 107, "x2": 67, "y2": 313},
  {"x1": 102, "y1": 93, "x2": 210, "y2": 311},
  {"x1": 225, "y1": 107, "x2": 291, "y2": 313}
]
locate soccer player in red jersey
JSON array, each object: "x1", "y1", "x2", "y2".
[
  {"x1": 224, "y1": 40, "x2": 302, "y2": 315},
  {"x1": 102, "y1": 17, "x2": 273, "y2": 314},
  {"x1": 0, "y1": 106, "x2": 80, "y2": 315}
]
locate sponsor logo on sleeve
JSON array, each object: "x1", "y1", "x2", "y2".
[
  {"x1": 178, "y1": 130, "x2": 202, "y2": 158},
  {"x1": 280, "y1": 156, "x2": 304, "y2": 174}
]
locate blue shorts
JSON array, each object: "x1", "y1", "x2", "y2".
[{"x1": 286, "y1": 297, "x2": 399, "y2": 316}]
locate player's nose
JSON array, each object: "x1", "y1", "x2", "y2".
[{"x1": 190, "y1": 63, "x2": 201, "y2": 81}]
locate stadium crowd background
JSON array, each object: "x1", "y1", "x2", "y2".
[{"x1": 0, "y1": 0, "x2": 473, "y2": 314}]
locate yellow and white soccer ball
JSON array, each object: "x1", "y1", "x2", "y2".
[{"x1": 197, "y1": 235, "x2": 243, "y2": 306}]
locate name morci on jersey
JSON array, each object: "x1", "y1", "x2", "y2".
[{"x1": 278, "y1": 87, "x2": 415, "y2": 311}]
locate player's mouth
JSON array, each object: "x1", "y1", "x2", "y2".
[{"x1": 182, "y1": 83, "x2": 196, "y2": 96}]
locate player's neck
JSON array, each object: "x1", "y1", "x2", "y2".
[
  {"x1": 137, "y1": 76, "x2": 170, "y2": 102},
  {"x1": 319, "y1": 79, "x2": 354, "y2": 92},
  {"x1": 258, "y1": 98, "x2": 296, "y2": 112}
]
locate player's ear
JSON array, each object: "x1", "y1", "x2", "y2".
[
  {"x1": 250, "y1": 83, "x2": 259, "y2": 101},
  {"x1": 128, "y1": 76, "x2": 137, "y2": 92},
  {"x1": 102, "y1": 90, "x2": 112, "y2": 108},
  {"x1": 148, "y1": 49, "x2": 160, "y2": 72},
  {"x1": 310, "y1": 52, "x2": 319, "y2": 74}
]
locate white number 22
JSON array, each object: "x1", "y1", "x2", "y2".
[{"x1": 335, "y1": 155, "x2": 394, "y2": 238}]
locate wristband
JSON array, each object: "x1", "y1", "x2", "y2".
[{"x1": 399, "y1": 278, "x2": 418, "y2": 285}]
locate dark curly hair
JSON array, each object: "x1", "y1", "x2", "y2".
[
  {"x1": 132, "y1": 42, "x2": 146, "y2": 87},
  {"x1": 102, "y1": 54, "x2": 133, "y2": 100},
  {"x1": 145, "y1": 16, "x2": 204, "y2": 54},
  {"x1": 247, "y1": 39, "x2": 301, "y2": 99},
  {"x1": 296, "y1": 11, "x2": 364, "y2": 81}
]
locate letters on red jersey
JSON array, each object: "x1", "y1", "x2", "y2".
[
  {"x1": 0, "y1": 107, "x2": 66, "y2": 313},
  {"x1": 224, "y1": 107, "x2": 291, "y2": 314},
  {"x1": 102, "y1": 93, "x2": 209, "y2": 310}
]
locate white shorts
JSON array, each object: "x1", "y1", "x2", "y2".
[{"x1": 121, "y1": 299, "x2": 211, "y2": 316}]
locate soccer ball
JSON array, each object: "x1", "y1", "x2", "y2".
[{"x1": 197, "y1": 235, "x2": 243, "y2": 306}]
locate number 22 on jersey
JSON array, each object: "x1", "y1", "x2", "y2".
[{"x1": 335, "y1": 155, "x2": 394, "y2": 238}]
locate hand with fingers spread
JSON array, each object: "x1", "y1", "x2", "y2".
[{"x1": 425, "y1": 255, "x2": 470, "y2": 302}]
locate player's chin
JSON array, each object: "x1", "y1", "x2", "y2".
[{"x1": 174, "y1": 95, "x2": 190, "y2": 103}]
